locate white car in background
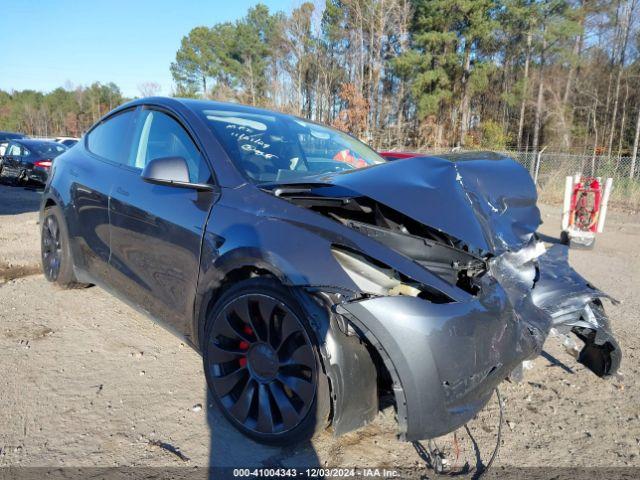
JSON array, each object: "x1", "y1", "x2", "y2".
[{"x1": 54, "y1": 137, "x2": 79, "y2": 147}]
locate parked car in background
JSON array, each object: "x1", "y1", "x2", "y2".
[
  {"x1": 0, "y1": 139, "x2": 67, "y2": 184},
  {"x1": 0, "y1": 131, "x2": 26, "y2": 155},
  {"x1": 54, "y1": 136, "x2": 79, "y2": 148},
  {"x1": 379, "y1": 151, "x2": 422, "y2": 161},
  {"x1": 40, "y1": 97, "x2": 620, "y2": 446}
]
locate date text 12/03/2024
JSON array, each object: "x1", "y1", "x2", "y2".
[{"x1": 233, "y1": 468, "x2": 400, "y2": 478}]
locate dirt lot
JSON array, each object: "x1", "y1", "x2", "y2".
[{"x1": 1, "y1": 180, "x2": 639, "y2": 475}]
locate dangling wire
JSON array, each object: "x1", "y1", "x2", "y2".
[{"x1": 478, "y1": 388, "x2": 503, "y2": 479}]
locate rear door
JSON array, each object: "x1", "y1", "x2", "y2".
[
  {"x1": 68, "y1": 108, "x2": 137, "y2": 283},
  {"x1": 3, "y1": 143, "x2": 22, "y2": 173},
  {"x1": 19, "y1": 146, "x2": 33, "y2": 170},
  {"x1": 108, "y1": 106, "x2": 217, "y2": 336}
]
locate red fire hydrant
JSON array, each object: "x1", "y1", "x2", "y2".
[{"x1": 562, "y1": 177, "x2": 602, "y2": 248}]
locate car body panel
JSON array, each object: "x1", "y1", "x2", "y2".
[
  {"x1": 268, "y1": 152, "x2": 540, "y2": 256},
  {"x1": 108, "y1": 166, "x2": 218, "y2": 334}
]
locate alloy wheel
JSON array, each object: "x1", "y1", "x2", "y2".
[
  {"x1": 206, "y1": 294, "x2": 317, "y2": 435},
  {"x1": 42, "y1": 215, "x2": 62, "y2": 281}
]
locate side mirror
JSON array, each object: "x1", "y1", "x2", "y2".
[{"x1": 141, "y1": 156, "x2": 214, "y2": 191}]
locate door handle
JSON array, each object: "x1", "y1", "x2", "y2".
[{"x1": 116, "y1": 186, "x2": 130, "y2": 197}]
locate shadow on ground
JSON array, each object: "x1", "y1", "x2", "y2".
[
  {"x1": 206, "y1": 388, "x2": 321, "y2": 476},
  {"x1": 536, "y1": 232, "x2": 564, "y2": 245},
  {"x1": 0, "y1": 181, "x2": 42, "y2": 215}
]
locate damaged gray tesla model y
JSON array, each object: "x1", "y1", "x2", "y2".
[{"x1": 40, "y1": 97, "x2": 621, "y2": 445}]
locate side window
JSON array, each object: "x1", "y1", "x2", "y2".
[
  {"x1": 130, "y1": 110, "x2": 211, "y2": 184},
  {"x1": 22, "y1": 147, "x2": 31, "y2": 157},
  {"x1": 7, "y1": 144, "x2": 21, "y2": 156},
  {"x1": 86, "y1": 109, "x2": 136, "y2": 164}
]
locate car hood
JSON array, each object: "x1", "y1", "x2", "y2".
[{"x1": 274, "y1": 152, "x2": 541, "y2": 255}]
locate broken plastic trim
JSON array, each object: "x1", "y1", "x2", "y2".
[{"x1": 331, "y1": 246, "x2": 453, "y2": 303}]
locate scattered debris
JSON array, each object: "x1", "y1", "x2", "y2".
[
  {"x1": 0, "y1": 262, "x2": 41, "y2": 283},
  {"x1": 91, "y1": 384, "x2": 103, "y2": 394},
  {"x1": 148, "y1": 440, "x2": 189, "y2": 462},
  {"x1": 191, "y1": 404, "x2": 202, "y2": 413}
]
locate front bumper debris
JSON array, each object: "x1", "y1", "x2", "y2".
[{"x1": 336, "y1": 242, "x2": 621, "y2": 441}]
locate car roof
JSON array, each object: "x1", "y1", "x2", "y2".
[
  {"x1": 14, "y1": 139, "x2": 66, "y2": 148},
  {"x1": 177, "y1": 98, "x2": 290, "y2": 117},
  {"x1": 0, "y1": 131, "x2": 26, "y2": 139},
  {"x1": 120, "y1": 96, "x2": 301, "y2": 123}
]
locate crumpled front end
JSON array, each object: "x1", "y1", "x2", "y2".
[
  {"x1": 262, "y1": 152, "x2": 621, "y2": 442},
  {"x1": 335, "y1": 240, "x2": 621, "y2": 441}
]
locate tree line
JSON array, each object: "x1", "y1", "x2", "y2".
[
  {"x1": 0, "y1": 83, "x2": 126, "y2": 138},
  {"x1": 170, "y1": 0, "x2": 640, "y2": 168},
  {"x1": 2, "y1": 0, "x2": 640, "y2": 178}
]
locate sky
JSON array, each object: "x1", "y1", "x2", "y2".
[{"x1": 0, "y1": 0, "x2": 297, "y2": 98}]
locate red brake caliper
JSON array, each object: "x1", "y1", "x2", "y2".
[{"x1": 238, "y1": 325, "x2": 253, "y2": 367}]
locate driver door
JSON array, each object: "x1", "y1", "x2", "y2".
[{"x1": 108, "y1": 107, "x2": 218, "y2": 336}]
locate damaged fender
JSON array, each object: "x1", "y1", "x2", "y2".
[
  {"x1": 335, "y1": 241, "x2": 621, "y2": 441},
  {"x1": 336, "y1": 284, "x2": 545, "y2": 441}
]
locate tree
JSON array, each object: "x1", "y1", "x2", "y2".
[
  {"x1": 171, "y1": 26, "x2": 218, "y2": 96},
  {"x1": 138, "y1": 82, "x2": 162, "y2": 97}
]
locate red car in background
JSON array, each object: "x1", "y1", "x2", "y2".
[{"x1": 378, "y1": 151, "x2": 423, "y2": 160}]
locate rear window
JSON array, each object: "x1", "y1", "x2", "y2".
[{"x1": 31, "y1": 143, "x2": 67, "y2": 157}]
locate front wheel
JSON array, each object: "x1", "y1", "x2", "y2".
[{"x1": 203, "y1": 278, "x2": 330, "y2": 445}]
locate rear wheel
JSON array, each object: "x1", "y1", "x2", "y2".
[
  {"x1": 41, "y1": 205, "x2": 88, "y2": 288},
  {"x1": 203, "y1": 278, "x2": 330, "y2": 445}
]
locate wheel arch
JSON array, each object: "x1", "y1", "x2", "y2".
[
  {"x1": 195, "y1": 263, "x2": 283, "y2": 352},
  {"x1": 43, "y1": 197, "x2": 57, "y2": 209},
  {"x1": 193, "y1": 262, "x2": 382, "y2": 437}
]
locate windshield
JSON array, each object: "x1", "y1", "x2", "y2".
[{"x1": 200, "y1": 109, "x2": 386, "y2": 183}]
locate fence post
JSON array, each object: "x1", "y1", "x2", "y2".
[
  {"x1": 533, "y1": 146, "x2": 547, "y2": 185},
  {"x1": 631, "y1": 110, "x2": 640, "y2": 179},
  {"x1": 561, "y1": 176, "x2": 573, "y2": 231}
]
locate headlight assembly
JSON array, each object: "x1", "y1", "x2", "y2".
[{"x1": 331, "y1": 247, "x2": 421, "y2": 297}]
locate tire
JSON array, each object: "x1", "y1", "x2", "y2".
[
  {"x1": 560, "y1": 230, "x2": 569, "y2": 245},
  {"x1": 41, "y1": 205, "x2": 88, "y2": 288},
  {"x1": 203, "y1": 277, "x2": 331, "y2": 446}
]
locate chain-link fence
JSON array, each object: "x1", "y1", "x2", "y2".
[
  {"x1": 497, "y1": 151, "x2": 639, "y2": 211},
  {"x1": 412, "y1": 149, "x2": 640, "y2": 211}
]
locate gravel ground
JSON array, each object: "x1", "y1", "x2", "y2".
[{"x1": 0, "y1": 180, "x2": 639, "y2": 475}]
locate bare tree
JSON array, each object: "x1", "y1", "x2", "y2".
[{"x1": 138, "y1": 81, "x2": 162, "y2": 97}]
